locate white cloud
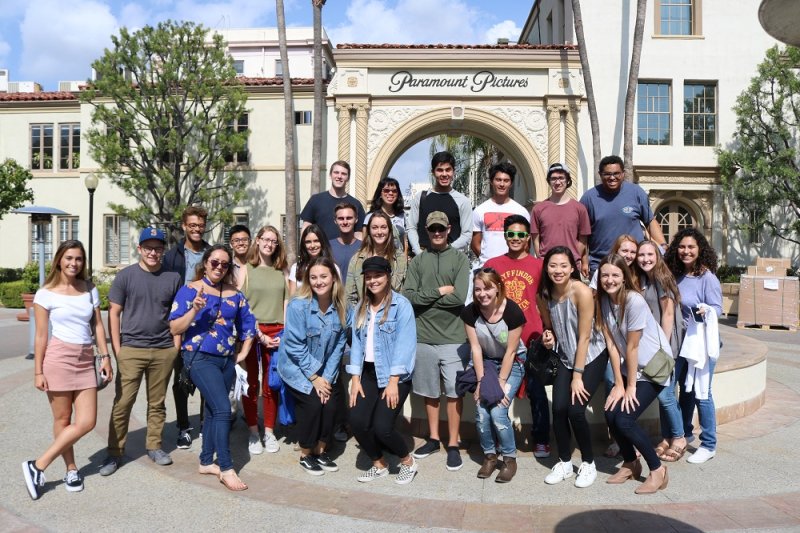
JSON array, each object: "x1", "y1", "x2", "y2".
[
  {"x1": 19, "y1": 0, "x2": 118, "y2": 87},
  {"x1": 484, "y1": 20, "x2": 521, "y2": 45}
]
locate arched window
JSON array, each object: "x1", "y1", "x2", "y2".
[{"x1": 656, "y1": 202, "x2": 695, "y2": 244}]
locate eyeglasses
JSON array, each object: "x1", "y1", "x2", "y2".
[
  {"x1": 186, "y1": 223, "x2": 206, "y2": 230},
  {"x1": 548, "y1": 177, "x2": 567, "y2": 183},
  {"x1": 600, "y1": 172, "x2": 623, "y2": 179},
  {"x1": 208, "y1": 259, "x2": 230, "y2": 270},
  {"x1": 140, "y1": 245, "x2": 165, "y2": 255},
  {"x1": 259, "y1": 237, "x2": 278, "y2": 245},
  {"x1": 427, "y1": 225, "x2": 447, "y2": 234},
  {"x1": 230, "y1": 238, "x2": 250, "y2": 245},
  {"x1": 505, "y1": 231, "x2": 529, "y2": 239},
  {"x1": 382, "y1": 188, "x2": 398, "y2": 195}
]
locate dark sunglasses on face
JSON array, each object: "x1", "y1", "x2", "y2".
[
  {"x1": 427, "y1": 225, "x2": 447, "y2": 234},
  {"x1": 473, "y1": 266, "x2": 497, "y2": 275},
  {"x1": 505, "y1": 231, "x2": 529, "y2": 239},
  {"x1": 209, "y1": 259, "x2": 230, "y2": 270}
]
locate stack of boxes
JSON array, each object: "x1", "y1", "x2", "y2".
[{"x1": 737, "y1": 257, "x2": 799, "y2": 331}]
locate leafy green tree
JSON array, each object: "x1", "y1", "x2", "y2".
[
  {"x1": 429, "y1": 134, "x2": 503, "y2": 204},
  {"x1": 81, "y1": 20, "x2": 249, "y2": 244},
  {"x1": 0, "y1": 158, "x2": 35, "y2": 220},
  {"x1": 718, "y1": 45, "x2": 800, "y2": 246}
]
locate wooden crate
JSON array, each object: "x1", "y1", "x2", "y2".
[{"x1": 737, "y1": 275, "x2": 799, "y2": 329}]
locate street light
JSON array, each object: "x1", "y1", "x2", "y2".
[{"x1": 84, "y1": 174, "x2": 99, "y2": 279}]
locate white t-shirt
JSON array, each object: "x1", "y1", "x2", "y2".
[
  {"x1": 34, "y1": 287, "x2": 100, "y2": 345},
  {"x1": 472, "y1": 198, "x2": 530, "y2": 266}
]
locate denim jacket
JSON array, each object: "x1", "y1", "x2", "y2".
[
  {"x1": 277, "y1": 295, "x2": 351, "y2": 395},
  {"x1": 346, "y1": 292, "x2": 416, "y2": 388}
]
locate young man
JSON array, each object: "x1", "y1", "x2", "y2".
[
  {"x1": 228, "y1": 224, "x2": 251, "y2": 289},
  {"x1": 471, "y1": 162, "x2": 530, "y2": 266},
  {"x1": 403, "y1": 211, "x2": 471, "y2": 471},
  {"x1": 329, "y1": 202, "x2": 362, "y2": 282},
  {"x1": 484, "y1": 215, "x2": 549, "y2": 457},
  {"x1": 300, "y1": 161, "x2": 366, "y2": 241},
  {"x1": 99, "y1": 228, "x2": 182, "y2": 476},
  {"x1": 531, "y1": 163, "x2": 592, "y2": 277},
  {"x1": 162, "y1": 206, "x2": 211, "y2": 449},
  {"x1": 407, "y1": 152, "x2": 473, "y2": 256},
  {"x1": 580, "y1": 155, "x2": 667, "y2": 274}
]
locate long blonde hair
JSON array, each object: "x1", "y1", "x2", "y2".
[
  {"x1": 594, "y1": 254, "x2": 639, "y2": 332},
  {"x1": 247, "y1": 225, "x2": 288, "y2": 270},
  {"x1": 355, "y1": 269, "x2": 393, "y2": 329},
  {"x1": 44, "y1": 240, "x2": 88, "y2": 288},
  {"x1": 296, "y1": 256, "x2": 347, "y2": 325}
]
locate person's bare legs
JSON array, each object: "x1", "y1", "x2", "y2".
[
  {"x1": 36, "y1": 389, "x2": 97, "y2": 472},
  {"x1": 424, "y1": 398, "x2": 441, "y2": 441},
  {"x1": 446, "y1": 398, "x2": 462, "y2": 447}
]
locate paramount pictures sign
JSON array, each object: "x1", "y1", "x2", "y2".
[{"x1": 379, "y1": 70, "x2": 542, "y2": 96}]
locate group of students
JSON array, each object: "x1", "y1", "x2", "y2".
[{"x1": 22, "y1": 152, "x2": 722, "y2": 500}]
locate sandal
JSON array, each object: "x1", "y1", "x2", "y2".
[
  {"x1": 659, "y1": 444, "x2": 686, "y2": 463},
  {"x1": 219, "y1": 469, "x2": 248, "y2": 491},
  {"x1": 654, "y1": 440, "x2": 670, "y2": 458}
]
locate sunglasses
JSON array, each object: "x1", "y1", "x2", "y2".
[
  {"x1": 208, "y1": 259, "x2": 230, "y2": 271},
  {"x1": 505, "y1": 231, "x2": 529, "y2": 239},
  {"x1": 427, "y1": 225, "x2": 447, "y2": 234},
  {"x1": 473, "y1": 267, "x2": 498, "y2": 275}
]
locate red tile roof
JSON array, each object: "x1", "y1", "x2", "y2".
[
  {"x1": 337, "y1": 43, "x2": 577, "y2": 50},
  {"x1": 0, "y1": 91, "x2": 77, "y2": 102},
  {"x1": 238, "y1": 77, "x2": 318, "y2": 86}
]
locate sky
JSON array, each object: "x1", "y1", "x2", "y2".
[{"x1": 0, "y1": 0, "x2": 533, "y2": 190}]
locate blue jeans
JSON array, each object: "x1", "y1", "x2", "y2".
[
  {"x1": 526, "y1": 370, "x2": 550, "y2": 445},
  {"x1": 185, "y1": 351, "x2": 236, "y2": 471},
  {"x1": 475, "y1": 360, "x2": 524, "y2": 458},
  {"x1": 675, "y1": 356, "x2": 717, "y2": 450},
  {"x1": 657, "y1": 373, "x2": 684, "y2": 439}
]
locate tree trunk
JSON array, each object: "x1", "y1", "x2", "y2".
[
  {"x1": 310, "y1": 0, "x2": 326, "y2": 195},
  {"x1": 277, "y1": 0, "x2": 298, "y2": 263},
  {"x1": 571, "y1": 0, "x2": 602, "y2": 184},
  {"x1": 623, "y1": 0, "x2": 647, "y2": 182}
]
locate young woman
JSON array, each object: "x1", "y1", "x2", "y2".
[
  {"x1": 278, "y1": 256, "x2": 350, "y2": 476},
  {"x1": 345, "y1": 211, "x2": 407, "y2": 307},
  {"x1": 241, "y1": 226, "x2": 289, "y2": 455},
  {"x1": 537, "y1": 247, "x2": 608, "y2": 489},
  {"x1": 169, "y1": 244, "x2": 256, "y2": 492},
  {"x1": 597, "y1": 254, "x2": 672, "y2": 494},
  {"x1": 462, "y1": 268, "x2": 527, "y2": 483},
  {"x1": 23, "y1": 240, "x2": 112, "y2": 500},
  {"x1": 347, "y1": 257, "x2": 417, "y2": 484},
  {"x1": 365, "y1": 177, "x2": 407, "y2": 252},
  {"x1": 288, "y1": 224, "x2": 337, "y2": 295},
  {"x1": 664, "y1": 228, "x2": 723, "y2": 465},
  {"x1": 635, "y1": 240, "x2": 686, "y2": 462}
]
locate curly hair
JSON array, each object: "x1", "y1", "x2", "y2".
[{"x1": 664, "y1": 228, "x2": 718, "y2": 276}]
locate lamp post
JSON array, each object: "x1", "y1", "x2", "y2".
[{"x1": 84, "y1": 175, "x2": 99, "y2": 279}]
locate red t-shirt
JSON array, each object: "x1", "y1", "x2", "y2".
[
  {"x1": 531, "y1": 199, "x2": 591, "y2": 267},
  {"x1": 484, "y1": 254, "x2": 544, "y2": 346}
]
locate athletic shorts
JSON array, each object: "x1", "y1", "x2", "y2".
[{"x1": 412, "y1": 343, "x2": 469, "y2": 399}]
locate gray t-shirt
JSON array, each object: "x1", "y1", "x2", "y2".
[
  {"x1": 184, "y1": 248, "x2": 204, "y2": 284},
  {"x1": 601, "y1": 291, "x2": 672, "y2": 383},
  {"x1": 460, "y1": 300, "x2": 527, "y2": 361},
  {"x1": 108, "y1": 264, "x2": 182, "y2": 348}
]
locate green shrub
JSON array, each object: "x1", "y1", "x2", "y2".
[
  {"x1": 0, "y1": 280, "x2": 30, "y2": 308},
  {"x1": 0, "y1": 268, "x2": 23, "y2": 283},
  {"x1": 21, "y1": 261, "x2": 51, "y2": 292},
  {"x1": 716, "y1": 265, "x2": 747, "y2": 284},
  {"x1": 96, "y1": 283, "x2": 111, "y2": 310}
]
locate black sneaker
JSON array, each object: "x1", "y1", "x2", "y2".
[
  {"x1": 299, "y1": 455, "x2": 325, "y2": 476},
  {"x1": 446, "y1": 446, "x2": 463, "y2": 471},
  {"x1": 99, "y1": 456, "x2": 121, "y2": 477},
  {"x1": 176, "y1": 429, "x2": 192, "y2": 450},
  {"x1": 63, "y1": 469, "x2": 84, "y2": 492},
  {"x1": 314, "y1": 452, "x2": 339, "y2": 472},
  {"x1": 22, "y1": 460, "x2": 45, "y2": 500},
  {"x1": 412, "y1": 438, "x2": 441, "y2": 459}
]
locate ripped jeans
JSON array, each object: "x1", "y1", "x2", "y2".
[{"x1": 475, "y1": 359, "x2": 524, "y2": 458}]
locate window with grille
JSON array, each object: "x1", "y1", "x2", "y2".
[
  {"x1": 58, "y1": 217, "x2": 79, "y2": 244},
  {"x1": 656, "y1": 203, "x2": 695, "y2": 245},
  {"x1": 637, "y1": 82, "x2": 671, "y2": 145},
  {"x1": 223, "y1": 114, "x2": 249, "y2": 164},
  {"x1": 104, "y1": 215, "x2": 131, "y2": 266},
  {"x1": 29, "y1": 219, "x2": 53, "y2": 263},
  {"x1": 59, "y1": 124, "x2": 80, "y2": 170},
  {"x1": 31, "y1": 124, "x2": 54, "y2": 170},
  {"x1": 683, "y1": 82, "x2": 716, "y2": 147}
]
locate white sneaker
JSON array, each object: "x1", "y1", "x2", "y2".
[
  {"x1": 248, "y1": 434, "x2": 264, "y2": 455},
  {"x1": 264, "y1": 432, "x2": 280, "y2": 453},
  {"x1": 544, "y1": 460, "x2": 574, "y2": 485},
  {"x1": 574, "y1": 461, "x2": 597, "y2": 488},
  {"x1": 395, "y1": 458, "x2": 418, "y2": 485},
  {"x1": 687, "y1": 447, "x2": 715, "y2": 464}
]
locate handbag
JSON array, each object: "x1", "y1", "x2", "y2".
[
  {"x1": 641, "y1": 331, "x2": 675, "y2": 383},
  {"x1": 525, "y1": 339, "x2": 559, "y2": 386},
  {"x1": 178, "y1": 351, "x2": 197, "y2": 396}
]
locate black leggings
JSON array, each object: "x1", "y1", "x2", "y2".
[
  {"x1": 604, "y1": 376, "x2": 664, "y2": 470},
  {"x1": 551, "y1": 350, "x2": 608, "y2": 463},
  {"x1": 349, "y1": 363, "x2": 411, "y2": 461},
  {"x1": 288, "y1": 382, "x2": 340, "y2": 451}
]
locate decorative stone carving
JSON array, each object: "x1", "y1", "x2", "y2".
[
  {"x1": 637, "y1": 175, "x2": 720, "y2": 185},
  {"x1": 489, "y1": 107, "x2": 548, "y2": 167},
  {"x1": 366, "y1": 106, "x2": 432, "y2": 167}
]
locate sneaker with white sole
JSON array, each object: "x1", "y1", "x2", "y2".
[
  {"x1": 264, "y1": 432, "x2": 280, "y2": 453},
  {"x1": 22, "y1": 460, "x2": 45, "y2": 500},
  {"x1": 63, "y1": 469, "x2": 84, "y2": 492},
  {"x1": 248, "y1": 433, "x2": 264, "y2": 455},
  {"x1": 412, "y1": 438, "x2": 441, "y2": 459},
  {"x1": 533, "y1": 443, "x2": 551, "y2": 458},
  {"x1": 176, "y1": 429, "x2": 192, "y2": 450},
  {"x1": 99, "y1": 456, "x2": 121, "y2": 477},
  {"x1": 299, "y1": 455, "x2": 324, "y2": 476},
  {"x1": 687, "y1": 447, "x2": 715, "y2": 464},
  {"x1": 357, "y1": 465, "x2": 389, "y2": 483},
  {"x1": 544, "y1": 460, "x2": 574, "y2": 485},
  {"x1": 574, "y1": 461, "x2": 597, "y2": 488},
  {"x1": 395, "y1": 459, "x2": 418, "y2": 485},
  {"x1": 315, "y1": 452, "x2": 339, "y2": 472},
  {"x1": 147, "y1": 449, "x2": 173, "y2": 466},
  {"x1": 445, "y1": 446, "x2": 463, "y2": 471}
]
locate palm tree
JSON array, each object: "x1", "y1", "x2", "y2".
[
  {"x1": 571, "y1": 0, "x2": 602, "y2": 184},
  {"x1": 429, "y1": 134, "x2": 503, "y2": 205},
  {"x1": 310, "y1": 0, "x2": 326, "y2": 195},
  {"x1": 623, "y1": 0, "x2": 648, "y2": 181},
  {"x1": 277, "y1": 0, "x2": 298, "y2": 262}
]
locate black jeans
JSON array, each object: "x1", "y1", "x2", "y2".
[
  {"x1": 288, "y1": 381, "x2": 340, "y2": 451},
  {"x1": 172, "y1": 351, "x2": 192, "y2": 431},
  {"x1": 605, "y1": 376, "x2": 664, "y2": 471},
  {"x1": 349, "y1": 363, "x2": 412, "y2": 461},
  {"x1": 527, "y1": 370, "x2": 551, "y2": 445},
  {"x1": 551, "y1": 350, "x2": 608, "y2": 463}
]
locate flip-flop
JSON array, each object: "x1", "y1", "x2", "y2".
[
  {"x1": 219, "y1": 470, "x2": 248, "y2": 491},
  {"x1": 659, "y1": 444, "x2": 686, "y2": 462}
]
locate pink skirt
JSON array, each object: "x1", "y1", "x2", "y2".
[{"x1": 43, "y1": 337, "x2": 96, "y2": 391}]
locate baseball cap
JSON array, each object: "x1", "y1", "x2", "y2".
[
  {"x1": 425, "y1": 211, "x2": 449, "y2": 229},
  {"x1": 138, "y1": 227, "x2": 167, "y2": 244},
  {"x1": 547, "y1": 162, "x2": 571, "y2": 180}
]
